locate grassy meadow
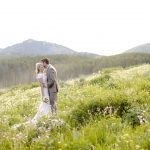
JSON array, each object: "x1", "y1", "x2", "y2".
[{"x1": 0, "y1": 64, "x2": 150, "y2": 150}]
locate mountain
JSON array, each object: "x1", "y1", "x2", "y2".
[
  {"x1": 0, "y1": 39, "x2": 81, "y2": 56},
  {"x1": 125, "y1": 43, "x2": 150, "y2": 54}
]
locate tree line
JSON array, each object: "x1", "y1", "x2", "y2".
[{"x1": 0, "y1": 53, "x2": 150, "y2": 88}]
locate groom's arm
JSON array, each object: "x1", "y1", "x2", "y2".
[{"x1": 47, "y1": 68, "x2": 56, "y2": 88}]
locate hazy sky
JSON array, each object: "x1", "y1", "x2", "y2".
[{"x1": 0, "y1": 0, "x2": 150, "y2": 55}]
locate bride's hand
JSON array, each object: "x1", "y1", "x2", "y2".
[{"x1": 42, "y1": 83, "x2": 46, "y2": 88}]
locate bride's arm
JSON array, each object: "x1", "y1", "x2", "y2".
[{"x1": 37, "y1": 78, "x2": 44, "y2": 97}]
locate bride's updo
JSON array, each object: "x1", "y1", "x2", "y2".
[{"x1": 35, "y1": 63, "x2": 43, "y2": 74}]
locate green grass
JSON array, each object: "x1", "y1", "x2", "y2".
[{"x1": 0, "y1": 64, "x2": 150, "y2": 149}]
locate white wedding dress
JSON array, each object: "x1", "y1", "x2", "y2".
[
  {"x1": 31, "y1": 73, "x2": 51, "y2": 124},
  {"x1": 11, "y1": 72, "x2": 51, "y2": 129}
]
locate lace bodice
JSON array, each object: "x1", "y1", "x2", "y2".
[{"x1": 36, "y1": 73, "x2": 48, "y2": 88}]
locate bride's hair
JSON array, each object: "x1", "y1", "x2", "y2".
[{"x1": 35, "y1": 63, "x2": 43, "y2": 74}]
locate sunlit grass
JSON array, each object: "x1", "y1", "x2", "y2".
[{"x1": 0, "y1": 64, "x2": 150, "y2": 149}]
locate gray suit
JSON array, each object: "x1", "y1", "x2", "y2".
[{"x1": 47, "y1": 64, "x2": 59, "y2": 112}]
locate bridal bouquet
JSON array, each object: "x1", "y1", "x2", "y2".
[{"x1": 42, "y1": 96, "x2": 49, "y2": 104}]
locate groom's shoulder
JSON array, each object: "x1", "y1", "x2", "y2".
[{"x1": 49, "y1": 64, "x2": 56, "y2": 71}]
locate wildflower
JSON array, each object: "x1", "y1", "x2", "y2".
[
  {"x1": 16, "y1": 134, "x2": 20, "y2": 137},
  {"x1": 124, "y1": 134, "x2": 129, "y2": 137},
  {"x1": 126, "y1": 140, "x2": 129, "y2": 143},
  {"x1": 32, "y1": 138, "x2": 37, "y2": 142},
  {"x1": 117, "y1": 139, "x2": 121, "y2": 143},
  {"x1": 135, "y1": 145, "x2": 140, "y2": 149},
  {"x1": 12, "y1": 137, "x2": 16, "y2": 140}
]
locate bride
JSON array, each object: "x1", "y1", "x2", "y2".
[
  {"x1": 31, "y1": 63, "x2": 51, "y2": 124},
  {"x1": 12, "y1": 63, "x2": 51, "y2": 129}
]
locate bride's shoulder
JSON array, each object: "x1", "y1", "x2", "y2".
[{"x1": 36, "y1": 73, "x2": 43, "y2": 79}]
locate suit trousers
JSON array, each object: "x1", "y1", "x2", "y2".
[{"x1": 49, "y1": 92, "x2": 57, "y2": 106}]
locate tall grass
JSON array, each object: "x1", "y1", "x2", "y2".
[{"x1": 0, "y1": 65, "x2": 150, "y2": 149}]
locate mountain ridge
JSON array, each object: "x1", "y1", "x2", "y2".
[
  {"x1": 1, "y1": 39, "x2": 150, "y2": 56},
  {"x1": 125, "y1": 43, "x2": 150, "y2": 54},
  {"x1": 0, "y1": 39, "x2": 99, "y2": 57},
  {"x1": 0, "y1": 39, "x2": 76, "y2": 56}
]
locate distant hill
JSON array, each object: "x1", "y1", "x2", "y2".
[
  {"x1": 125, "y1": 43, "x2": 150, "y2": 54},
  {"x1": 0, "y1": 39, "x2": 98, "y2": 57}
]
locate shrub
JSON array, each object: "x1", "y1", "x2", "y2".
[
  {"x1": 68, "y1": 92, "x2": 131, "y2": 127},
  {"x1": 89, "y1": 73, "x2": 111, "y2": 86},
  {"x1": 25, "y1": 128, "x2": 41, "y2": 147},
  {"x1": 122, "y1": 108, "x2": 146, "y2": 128},
  {"x1": 8, "y1": 115, "x2": 21, "y2": 126},
  {"x1": 102, "y1": 67, "x2": 123, "y2": 74},
  {"x1": 79, "y1": 78, "x2": 86, "y2": 86},
  {"x1": 30, "y1": 82, "x2": 39, "y2": 88}
]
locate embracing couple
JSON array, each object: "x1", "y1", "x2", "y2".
[{"x1": 31, "y1": 58, "x2": 59, "y2": 124}]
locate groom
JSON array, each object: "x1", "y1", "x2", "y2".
[{"x1": 41, "y1": 58, "x2": 59, "y2": 114}]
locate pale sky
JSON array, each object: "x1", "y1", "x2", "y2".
[{"x1": 0, "y1": 0, "x2": 150, "y2": 55}]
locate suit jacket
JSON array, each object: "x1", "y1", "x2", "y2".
[{"x1": 47, "y1": 64, "x2": 59, "y2": 93}]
